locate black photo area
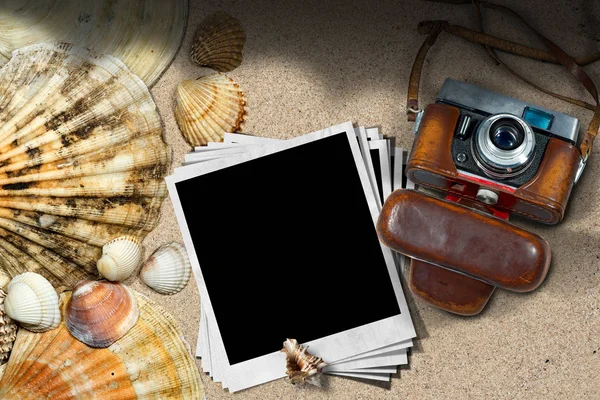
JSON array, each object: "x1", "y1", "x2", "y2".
[
  {"x1": 176, "y1": 133, "x2": 401, "y2": 365},
  {"x1": 370, "y1": 149, "x2": 384, "y2": 204},
  {"x1": 390, "y1": 153, "x2": 395, "y2": 191}
]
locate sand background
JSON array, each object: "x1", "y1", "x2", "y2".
[{"x1": 135, "y1": 0, "x2": 600, "y2": 398}]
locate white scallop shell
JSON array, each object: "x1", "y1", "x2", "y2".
[
  {"x1": 3, "y1": 273, "x2": 60, "y2": 332},
  {"x1": 97, "y1": 236, "x2": 142, "y2": 282},
  {"x1": 0, "y1": 0, "x2": 188, "y2": 86},
  {"x1": 139, "y1": 243, "x2": 192, "y2": 295}
]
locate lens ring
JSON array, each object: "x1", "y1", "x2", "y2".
[
  {"x1": 472, "y1": 113, "x2": 536, "y2": 179},
  {"x1": 490, "y1": 119, "x2": 524, "y2": 150}
]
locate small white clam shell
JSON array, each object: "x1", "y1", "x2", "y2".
[
  {"x1": 140, "y1": 243, "x2": 192, "y2": 295},
  {"x1": 97, "y1": 236, "x2": 143, "y2": 282},
  {"x1": 3, "y1": 272, "x2": 60, "y2": 332}
]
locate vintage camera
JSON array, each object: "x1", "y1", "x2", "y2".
[
  {"x1": 377, "y1": 79, "x2": 585, "y2": 315},
  {"x1": 407, "y1": 78, "x2": 584, "y2": 224}
]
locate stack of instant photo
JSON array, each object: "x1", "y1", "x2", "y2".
[{"x1": 166, "y1": 122, "x2": 417, "y2": 392}]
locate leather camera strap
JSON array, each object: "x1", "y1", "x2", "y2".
[{"x1": 407, "y1": 0, "x2": 600, "y2": 161}]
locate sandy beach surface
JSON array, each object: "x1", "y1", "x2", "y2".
[{"x1": 139, "y1": 1, "x2": 600, "y2": 398}]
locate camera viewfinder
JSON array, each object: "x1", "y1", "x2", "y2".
[{"x1": 523, "y1": 107, "x2": 554, "y2": 130}]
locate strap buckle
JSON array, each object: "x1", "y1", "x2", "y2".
[
  {"x1": 412, "y1": 109, "x2": 424, "y2": 134},
  {"x1": 575, "y1": 156, "x2": 586, "y2": 184}
]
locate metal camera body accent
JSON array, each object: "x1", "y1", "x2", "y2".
[
  {"x1": 472, "y1": 113, "x2": 536, "y2": 179},
  {"x1": 407, "y1": 79, "x2": 583, "y2": 224},
  {"x1": 439, "y1": 79, "x2": 579, "y2": 186}
]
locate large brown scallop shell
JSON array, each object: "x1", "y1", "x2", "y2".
[
  {"x1": 65, "y1": 280, "x2": 139, "y2": 348},
  {"x1": 0, "y1": 43, "x2": 169, "y2": 292},
  {"x1": 191, "y1": 12, "x2": 246, "y2": 72}
]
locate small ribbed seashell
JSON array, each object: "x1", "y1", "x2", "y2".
[
  {"x1": 140, "y1": 243, "x2": 192, "y2": 295},
  {"x1": 281, "y1": 338, "x2": 328, "y2": 384},
  {"x1": 0, "y1": 292, "x2": 18, "y2": 365},
  {"x1": 3, "y1": 273, "x2": 60, "y2": 333},
  {"x1": 191, "y1": 12, "x2": 246, "y2": 72},
  {"x1": 174, "y1": 73, "x2": 247, "y2": 146},
  {"x1": 97, "y1": 236, "x2": 143, "y2": 281},
  {"x1": 65, "y1": 280, "x2": 139, "y2": 348}
]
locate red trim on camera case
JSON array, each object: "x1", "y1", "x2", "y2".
[
  {"x1": 457, "y1": 172, "x2": 516, "y2": 194},
  {"x1": 444, "y1": 194, "x2": 510, "y2": 221}
]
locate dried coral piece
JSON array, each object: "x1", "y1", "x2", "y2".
[
  {"x1": 0, "y1": 291, "x2": 18, "y2": 365},
  {"x1": 0, "y1": 0, "x2": 187, "y2": 86},
  {"x1": 175, "y1": 73, "x2": 247, "y2": 146},
  {"x1": 3, "y1": 273, "x2": 60, "y2": 333},
  {"x1": 97, "y1": 236, "x2": 143, "y2": 282},
  {"x1": 139, "y1": 242, "x2": 192, "y2": 295},
  {"x1": 0, "y1": 290, "x2": 204, "y2": 398},
  {"x1": 65, "y1": 280, "x2": 138, "y2": 348},
  {"x1": 191, "y1": 12, "x2": 246, "y2": 72},
  {"x1": 282, "y1": 338, "x2": 328, "y2": 384},
  {"x1": 0, "y1": 43, "x2": 169, "y2": 291}
]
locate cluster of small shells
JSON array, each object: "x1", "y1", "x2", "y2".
[
  {"x1": 282, "y1": 338, "x2": 328, "y2": 384},
  {"x1": 0, "y1": 236, "x2": 191, "y2": 351},
  {"x1": 94, "y1": 235, "x2": 192, "y2": 296},
  {"x1": 176, "y1": 12, "x2": 248, "y2": 146}
]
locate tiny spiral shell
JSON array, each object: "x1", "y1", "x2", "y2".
[{"x1": 281, "y1": 338, "x2": 328, "y2": 384}]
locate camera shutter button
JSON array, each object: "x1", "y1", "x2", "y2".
[{"x1": 476, "y1": 188, "x2": 499, "y2": 205}]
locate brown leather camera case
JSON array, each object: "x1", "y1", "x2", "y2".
[{"x1": 377, "y1": 190, "x2": 552, "y2": 314}]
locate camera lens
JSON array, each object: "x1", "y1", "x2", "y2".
[
  {"x1": 490, "y1": 120, "x2": 524, "y2": 151},
  {"x1": 472, "y1": 114, "x2": 535, "y2": 179}
]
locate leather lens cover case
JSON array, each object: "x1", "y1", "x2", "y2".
[
  {"x1": 409, "y1": 259, "x2": 495, "y2": 316},
  {"x1": 377, "y1": 190, "x2": 551, "y2": 293}
]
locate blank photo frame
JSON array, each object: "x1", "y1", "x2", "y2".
[{"x1": 167, "y1": 122, "x2": 415, "y2": 391}]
